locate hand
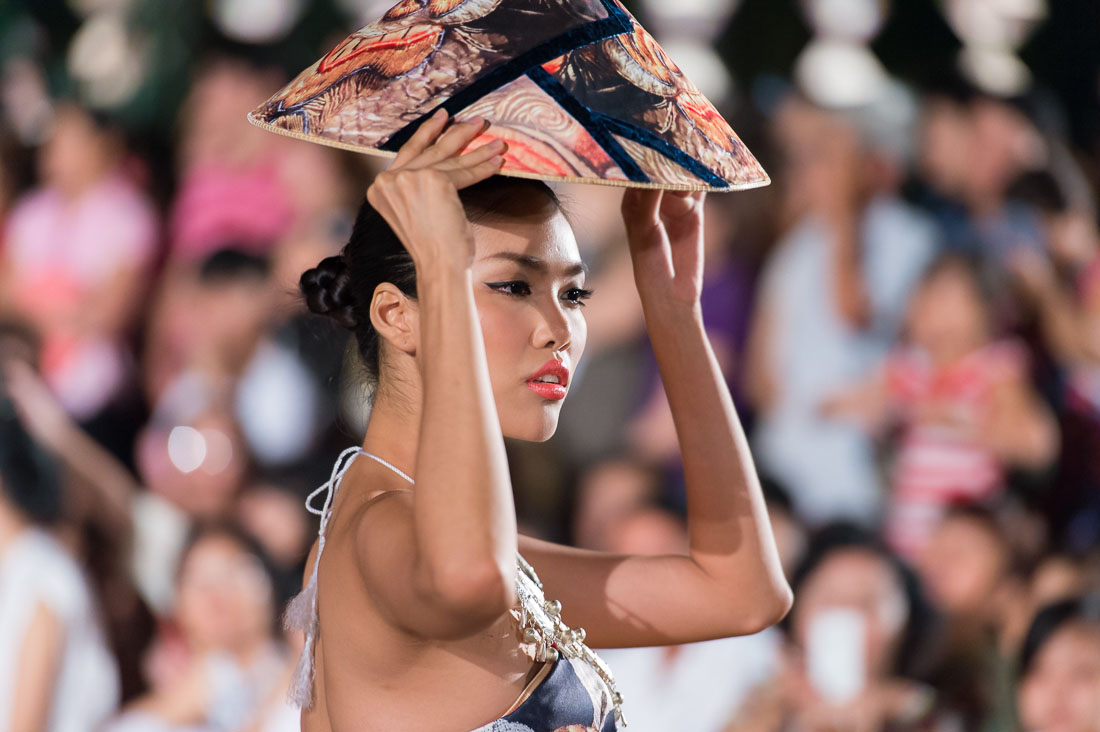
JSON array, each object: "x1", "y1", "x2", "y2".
[
  {"x1": 366, "y1": 109, "x2": 507, "y2": 270},
  {"x1": 621, "y1": 189, "x2": 705, "y2": 307}
]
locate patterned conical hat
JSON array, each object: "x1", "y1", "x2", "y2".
[{"x1": 248, "y1": 0, "x2": 768, "y2": 192}]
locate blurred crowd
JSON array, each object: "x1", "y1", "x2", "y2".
[{"x1": 2, "y1": 4, "x2": 1100, "y2": 732}]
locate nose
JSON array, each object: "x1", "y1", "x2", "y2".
[{"x1": 531, "y1": 295, "x2": 573, "y2": 352}]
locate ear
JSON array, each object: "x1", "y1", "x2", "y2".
[{"x1": 368, "y1": 283, "x2": 418, "y2": 356}]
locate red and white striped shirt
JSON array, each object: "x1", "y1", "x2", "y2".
[{"x1": 883, "y1": 340, "x2": 1027, "y2": 559}]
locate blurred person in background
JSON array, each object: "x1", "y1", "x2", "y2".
[
  {"x1": 0, "y1": 102, "x2": 159, "y2": 437},
  {"x1": 0, "y1": 127, "x2": 29, "y2": 245},
  {"x1": 132, "y1": 401, "x2": 252, "y2": 615},
  {"x1": 744, "y1": 88, "x2": 939, "y2": 527},
  {"x1": 143, "y1": 248, "x2": 275, "y2": 406},
  {"x1": 1, "y1": 325, "x2": 156, "y2": 704},
  {"x1": 570, "y1": 456, "x2": 660, "y2": 551},
  {"x1": 916, "y1": 82, "x2": 1046, "y2": 271},
  {"x1": 823, "y1": 255, "x2": 1058, "y2": 559},
  {"x1": 1007, "y1": 169, "x2": 1100, "y2": 550},
  {"x1": 1016, "y1": 594, "x2": 1100, "y2": 732},
  {"x1": 915, "y1": 506, "x2": 1022, "y2": 730},
  {"x1": 728, "y1": 525, "x2": 943, "y2": 731},
  {"x1": 595, "y1": 503, "x2": 782, "y2": 731},
  {"x1": 170, "y1": 59, "x2": 293, "y2": 262},
  {"x1": 235, "y1": 479, "x2": 313, "y2": 610},
  {"x1": 108, "y1": 524, "x2": 297, "y2": 732},
  {"x1": 0, "y1": 376, "x2": 120, "y2": 730}
]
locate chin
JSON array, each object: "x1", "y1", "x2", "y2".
[{"x1": 501, "y1": 405, "x2": 562, "y2": 442}]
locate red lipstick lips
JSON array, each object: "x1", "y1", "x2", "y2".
[{"x1": 526, "y1": 359, "x2": 569, "y2": 400}]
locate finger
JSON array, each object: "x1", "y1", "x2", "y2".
[
  {"x1": 436, "y1": 138, "x2": 507, "y2": 169},
  {"x1": 412, "y1": 116, "x2": 491, "y2": 166},
  {"x1": 445, "y1": 153, "x2": 506, "y2": 189},
  {"x1": 621, "y1": 189, "x2": 662, "y2": 235},
  {"x1": 391, "y1": 108, "x2": 449, "y2": 168}
]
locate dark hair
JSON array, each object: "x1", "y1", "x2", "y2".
[
  {"x1": 915, "y1": 251, "x2": 999, "y2": 311},
  {"x1": 1018, "y1": 593, "x2": 1100, "y2": 678},
  {"x1": 0, "y1": 390, "x2": 62, "y2": 524},
  {"x1": 299, "y1": 175, "x2": 563, "y2": 389},
  {"x1": 198, "y1": 247, "x2": 271, "y2": 284}
]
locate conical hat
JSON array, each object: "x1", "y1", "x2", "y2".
[{"x1": 248, "y1": 0, "x2": 768, "y2": 192}]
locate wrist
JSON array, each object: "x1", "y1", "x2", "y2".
[
  {"x1": 640, "y1": 296, "x2": 703, "y2": 328},
  {"x1": 413, "y1": 251, "x2": 473, "y2": 281}
]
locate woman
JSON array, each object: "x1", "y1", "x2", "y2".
[
  {"x1": 292, "y1": 109, "x2": 791, "y2": 731},
  {"x1": 108, "y1": 524, "x2": 294, "y2": 732},
  {"x1": 0, "y1": 385, "x2": 120, "y2": 730},
  {"x1": 1017, "y1": 594, "x2": 1100, "y2": 732}
]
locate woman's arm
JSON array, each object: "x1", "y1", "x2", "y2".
[
  {"x1": 518, "y1": 190, "x2": 791, "y2": 648},
  {"x1": 4, "y1": 358, "x2": 135, "y2": 533},
  {"x1": 10, "y1": 601, "x2": 65, "y2": 732},
  {"x1": 351, "y1": 111, "x2": 520, "y2": 638}
]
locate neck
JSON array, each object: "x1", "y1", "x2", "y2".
[{"x1": 359, "y1": 388, "x2": 422, "y2": 485}]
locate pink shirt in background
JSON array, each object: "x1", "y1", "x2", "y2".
[
  {"x1": 169, "y1": 159, "x2": 293, "y2": 262},
  {"x1": 4, "y1": 171, "x2": 159, "y2": 417}
]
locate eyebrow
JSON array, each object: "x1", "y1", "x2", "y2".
[{"x1": 486, "y1": 252, "x2": 588, "y2": 278}]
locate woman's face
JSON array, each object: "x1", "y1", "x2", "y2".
[
  {"x1": 175, "y1": 534, "x2": 274, "y2": 652},
  {"x1": 1019, "y1": 623, "x2": 1100, "y2": 732},
  {"x1": 466, "y1": 202, "x2": 589, "y2": 442},
  {"x1": 793, "y1": 549, "x2": 909, "y2": 679}
]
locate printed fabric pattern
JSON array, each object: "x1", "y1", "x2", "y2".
[{"x1": 248, "y1": 0, "x2": 767, "y2": 191}]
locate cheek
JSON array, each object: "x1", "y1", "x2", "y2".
[{"x1": 476, "y1": 300, "x2": 528, "y2": 381}]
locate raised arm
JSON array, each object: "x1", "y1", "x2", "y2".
[
  {"x1": 351, "y1": 111, "x2": 520, "y2": 638},
  {"x1": 518, "y1": 190, "x2": 791, "y2": 648}
]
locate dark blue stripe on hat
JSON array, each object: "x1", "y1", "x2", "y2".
[
  {"x1": 525, "y1": 66, "x2": 649, "y2": 183},
  {"x1": 382, "y1": 0, "x2": 632, "y2": 151},
  {"x1": 596, "y1": 113, "x2": 729, "y2": 188}
]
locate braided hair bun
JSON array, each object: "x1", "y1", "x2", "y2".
[{"x1": 300, "y1": 255, "x2": 358, "y2": 330}]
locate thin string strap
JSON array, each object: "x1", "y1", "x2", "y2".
[
  {"x1": 284, "y1": 445, "x2": 364, "y2": 708},
  {"x1": 359, "y1": 450, "x2": 414, "y2": 484}
]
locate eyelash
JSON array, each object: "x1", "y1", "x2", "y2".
[{"x1": 486, "y1": 281, "x2": 594, "y2": 307}]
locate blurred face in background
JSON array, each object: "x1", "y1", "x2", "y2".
[
  {"x1": 176, "y1": 533, "x2": 274, "y2": 653},
  {"x1": 905, "y1": 262, "x2": 991, "y2": 366},
  {"x1": 918, "y1": 97, "x2": 972, "y2": 198},
  {"x1": 1018, "y1": 622, "x2": 1100, "y2": 732},
  {"x1": 917, "y1": 513, "x2": 1009, "y2": 618},
  {"x1": 137, "y1": 410, "x2": 249, "y2": 519},
  {"x1": 39, "y1": 104, "x2": 121, "y2": 198},
  {"x1": 775, "y1": 97, "x2": 862, "y2": 217},
  {"x1": 793, "y1": 548, "x2": 908, "y2": 679}
]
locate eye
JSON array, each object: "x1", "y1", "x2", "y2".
[
  {"x1": 486, "y1": 281, "x2": 531, "y2": 296},
  {"x1": 563, "y1": 287, "x2": 594, "y2": 307}
]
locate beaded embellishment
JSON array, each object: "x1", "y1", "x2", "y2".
[
  {"x1": 286, "y1": 447, "x2": 626, "y2": 727},
  {"x1": 511, "y1": 552, "x2": 627, "y2": 728}
]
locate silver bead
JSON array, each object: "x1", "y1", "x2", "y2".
[
  {"x1": 544, "y1": 599, "x2": 562, "y2": 617},
  {"x1": 546, "y1": 647, "x2": 559, "y2": 661},
  {"x1": 523, "y1": 627, "x2": 540, "y2": 644},
  {"x1": 572, "y1": 627, "x2": 586, "y2": 643},
  {"x1": 612, "y1": 691, "x2": 623, "y2": 705}
]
